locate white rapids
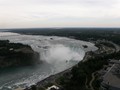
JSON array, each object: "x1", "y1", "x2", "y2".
[{"x1": 0, "y1": 32, "x2": 97, "y2": 90}]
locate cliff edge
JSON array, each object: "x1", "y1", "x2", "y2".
[{"x1": 0, "y1": 40, "x2": 40, "y2": 68}]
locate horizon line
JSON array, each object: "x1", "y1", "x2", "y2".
[{"x1": 1, "y1": 27, "x2": 120, "y2": 30}]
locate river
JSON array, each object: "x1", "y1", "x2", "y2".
[{"x1": 0, "y1": 32, "x2": 97, "y2": 90}]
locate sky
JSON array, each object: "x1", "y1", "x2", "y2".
[{"x1": 0, "y1": 0, "x2": 120, "y2": 28}]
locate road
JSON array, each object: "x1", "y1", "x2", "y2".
[{"x1": 107, "y1": 41, "x2": 120, "y2": 52}]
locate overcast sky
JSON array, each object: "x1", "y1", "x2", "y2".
[{"x1": 0, "y1": 0, "x2": 120, "y2": 28}]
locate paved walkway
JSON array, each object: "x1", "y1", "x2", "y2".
[{"x1": 89, "y1": 72, "x2": 95, "y2": 90}]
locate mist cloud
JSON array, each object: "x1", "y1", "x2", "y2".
[{"x1": 41, "y1": 44, "x2": 85, "y2": 64}]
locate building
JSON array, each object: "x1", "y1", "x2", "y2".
[{"x1": 101, "y1": 60, "x2": 120, "y2": 90}]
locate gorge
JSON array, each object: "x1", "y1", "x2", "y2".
[{"x1": 0, "y1": 32, "x2": 97, "y2": 90}]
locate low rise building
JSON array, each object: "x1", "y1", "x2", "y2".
[{"x1": 101, "y1": 60, "x2": 120, "y2": 90}]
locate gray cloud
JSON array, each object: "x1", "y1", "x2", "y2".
[{"x1": 0, "y1": 0, "x2": 120, "y2": 28}]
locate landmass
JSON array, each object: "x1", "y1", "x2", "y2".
[
  {"x1": 5, "y1": 29, "x2": 120, "y2": 90},
  {"x1": 11, "y1": 29, "x2": 120, "y2": 90},
  {"x1": 0, "y1": 40, "x2": 40, "y2": 68}
]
